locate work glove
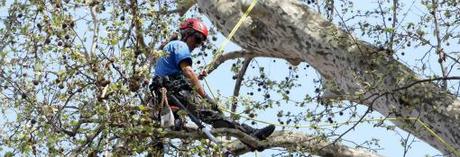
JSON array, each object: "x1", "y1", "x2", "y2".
[{"x1": 204, "y1": 94, "x2": 221, "y2": 112}]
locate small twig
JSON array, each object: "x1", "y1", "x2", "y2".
[
  {"x1": 431, "y1": 0, "x2": 447, "y2": 90},
  {"x1": 231, "y1": 57, "x2": 253, "y2": 113},
  {"x1": 326, "y1": 0, "x2": 334, "y2": 21},
  {"x1": 377, "y1": 0, "x2": 389, "y2": 41},
  {"x1": 72, "y1": 125, "x2": 104, "y2": 155},
  {"x1": 389, "y1": 0, "x2": 398, "y2": 49},
  {"x1": 358, "y1": 76, "x2": 460, "y2": 105},
  {"x1": 72, "y1": 28, "x2": 90, "y2": 56},
  {"x1": 121, "y1": 24, "x2": 134, "y2": 49},
  {"x1": 327, "y1": 108, "x2": 371, "y2": 148},
  {"x1": 392, "y1": 76, "x2": 460, "y2": 92},
  {"x1": 0, "y1": 3, "x2": 20, "y2": 52},
  {"x1": 402, "y1": 132, "x2": 412, "y2": 157}
]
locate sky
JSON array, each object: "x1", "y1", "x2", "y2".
[{"x1": 0, "y1": 0, "x2": 455, "y2": 156}]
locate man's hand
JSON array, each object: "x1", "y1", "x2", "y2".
[
  {"x1": 198, "y1": 70, "x2": 207, "y2": 80},
  {"x1": 204, "y1": 94, "x2": 221, "y2": 112}
]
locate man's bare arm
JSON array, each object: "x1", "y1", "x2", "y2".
[{"x1": 180, "y1": 61, "x2": 206, "y2": 97}]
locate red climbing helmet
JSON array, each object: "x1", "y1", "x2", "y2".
[{"x1": 179, "y1": 18, "x2": 209, "y2": 38}]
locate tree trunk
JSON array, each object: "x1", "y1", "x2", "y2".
[{"x1": 197, "y1": 0, "x2": 460, "y2": 156}]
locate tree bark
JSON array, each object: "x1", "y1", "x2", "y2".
[
  {"x1": 228, "y1": 131, "x2": 383, "y2": 157},
  {"x1": 163, "y1": 128, "x2": 383, "y2": 157},
  {"x1": 197, "y1": 0, "x2": 460, "y2": 156}
]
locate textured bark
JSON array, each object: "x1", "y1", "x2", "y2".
[
  {"x1": 197, "y1": 0, "x2": 460, "y2": 156},
  {"x1": 163, "y1": 128, "x2": 382, "y2": 157},
  {"x1": 228, "y1": 131, "x2": 383, "y2": 157}
]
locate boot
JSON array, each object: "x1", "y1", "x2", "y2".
[
  {"x1": 198, "y1": 110, "x2": 276, "y2": 140},
  {"x1": 241, "y1": 124, "x2": 275, "y2": 140}
]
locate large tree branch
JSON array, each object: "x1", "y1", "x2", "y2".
[
  {"x1": 162, "y1": 128, "x2": 382, "y2": 157},
  {"x1": 197, "y1": 0, "x2": 460, "y2": 156},
  {"x1": 229, "y1": 131, "x2": 383, "y2": 157}
]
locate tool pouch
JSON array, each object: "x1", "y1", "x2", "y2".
[{"x1": 160, "y1": 108, "x2": 175, "y2": 127}]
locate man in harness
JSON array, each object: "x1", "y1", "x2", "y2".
[{"x1": 150, "y1": 18, "x2": 275, "y2": 143}]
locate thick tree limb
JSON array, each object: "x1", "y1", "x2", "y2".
[
  {"x1": 229, "y1": 131, "x2": 383, "y2": 157},
  {"x1": 162, "y1": 128, "x2": 382, "y2": 157},
  {"x1": 197, "y1": 0, "x2": 460, "y2": 155}
]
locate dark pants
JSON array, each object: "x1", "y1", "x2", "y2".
[
  {"x1": 151, "y1": 75, "x2": 243, "y2": 130},
  {"x1": 172, "y1": 89, "x2": 242, "y2": 129}
]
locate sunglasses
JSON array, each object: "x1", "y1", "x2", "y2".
[{"x1": 193, "y1": 33, "x2": 206, "y2": 45}]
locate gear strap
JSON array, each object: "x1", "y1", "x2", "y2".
[{"x1": 159, "y1": 87, "x2": 175, "y2": 128}]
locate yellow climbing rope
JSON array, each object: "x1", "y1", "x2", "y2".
[
  {"x1": 203, "y1": 0, "x2": 258, "y2": 99},
  {"x1": 416, "y1": 119, "x2": 460, "y2": 156},
  {"x1": 215, "y1": 0, "x2": 258, "y2": 58}
]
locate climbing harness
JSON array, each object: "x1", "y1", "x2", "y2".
[
  {"x1": 149, "y1": 76, "x2": 234, "y2": 156},
  {"x1": 159, "y1": 87, "x2": 174, "y2": 127}
]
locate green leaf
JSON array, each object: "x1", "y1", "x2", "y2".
[
  {"x1": 138, "y1": 105, "x2": 145, "y2": 111},
  {"x1": 70, "y1": 120, "x2": 79, "y2": 126},
  {"x1": 416, "y1": 29, "x2": 425, "y2": 36},
  {"x1": 384, "y1": 27, "x2": 395, "y2": 33},
  {"x1": 0, "y1": 51, "x2": 6, "y2": 58},
  {"x1": 444, "y1": 10, "x2": 451, "y2": 18},
  {"x1": 4, "y1": 151, "x2": 14, "y2": 157},
  {"x1": 110, "y1": 38, "x2": 118, "y2": 45},
  {"x1": 34, "y1": 62, "x2": 43, "y2": 72}
]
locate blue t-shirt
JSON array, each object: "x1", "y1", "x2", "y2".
[{"x1": 154, "y1": 40, "x2": 192, "y2": 76}]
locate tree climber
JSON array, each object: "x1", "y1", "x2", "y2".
[{"x1": 150, "y1": 18, "x2": 275, "y2": 141}]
